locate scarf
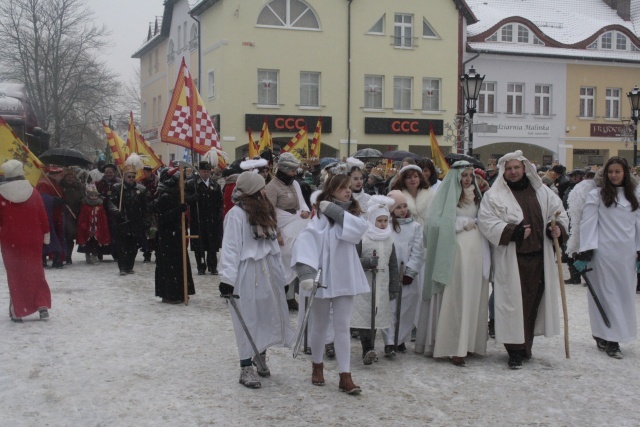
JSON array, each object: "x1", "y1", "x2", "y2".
[
  {"x1": 276, "y1": 169, "x2": 295, "y2": 186},
  {"x1": 235, "y1": 198, "x2": 278, "y2": 240}
]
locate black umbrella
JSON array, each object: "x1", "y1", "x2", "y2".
[
  {"x1": 382, "y1": 150, "x2": 421, "y2": 161},
  {"x1": 39, "y1": 147, "x2": 92, "y2": 167},
  {"x1": 319, "y1": 157, "x2": 339, "y2": 169},
  {"x1": 353, "y1": 148, "x2": 382, "y2": 159},
  {"x1": 444, "y1": 153, "x2": 485, "y2": 170}
]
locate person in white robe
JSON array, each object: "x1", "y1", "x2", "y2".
[
  {"x1": 351, "y1": 196, "x2": 400, "y2": 363},
  {"x1": 348, "y1": 157, "x2": 371, "y2": 209},
  {"x1": 292, "y1": 174, "x2": 368, "y2": 395},
  {"x1": 219, "y1": 172, "x2": 296, "y2": 389},
  {"x1": 264, "y1": 153, "x2": 310, "y2": 310},
  {"x1": 424, "y1": 162, "x2": 490, "y2": 366},
  {"x1": 383, "y1": 190, "x2": 425, "y2": 353},
  {"x1": 575, "y1": 156, "x2": 640, "y2": 359},
  {"x1": 478, "y1": 150, "x2": 568, "y2": 369}
]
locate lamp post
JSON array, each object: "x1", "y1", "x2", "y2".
[
  {"x1": 627, "y1": 86, "x2": 640, "y2": 166},
  {"x1": 460, "y1": 66, "x2": 485, "y2": 157}
]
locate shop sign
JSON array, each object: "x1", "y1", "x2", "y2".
[
  {"x1": 574, "y1": 149, "x2": 600, "y2": 155},
  {"x1": 364, "y1": 118, "x2": 443, "y2": 135},
  {"x1": 590, "y1": 124, "x2": 625, "y2": 138},
  {"x1": 245, "y1": 114, "x2": 331, "y2": 133},
  {"x1": 477, "y1": 122, "x2": 551, "y2": 138},
  {"x1": 142, "y1": 128, "x2": 158, "y2": 141}
]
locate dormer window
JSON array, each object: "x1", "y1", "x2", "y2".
[
  {"x1": 485, "y1": 24, "x2": 544, "y2": 46},
  {"x1": 588, "y1": 31, "x2": 640, "y2": 52}
]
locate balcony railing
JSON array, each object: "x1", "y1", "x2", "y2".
[{"x1": 391, "y1": 36, "x2": 418, "y2": 48}]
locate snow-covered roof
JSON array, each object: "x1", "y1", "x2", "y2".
[
  {"x1": 468, "y1": 41, "x2": 640, "y2": 63},
  {"x1": 466, "y1": 0, "x2": 640, "y2": 45}
]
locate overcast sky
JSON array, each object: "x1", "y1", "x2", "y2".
[{"x1": 85, "y1": 0, "x2": 164, "y2": 84}]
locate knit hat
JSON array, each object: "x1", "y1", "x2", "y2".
[
  {"x1": 1, "y1": 159, "x2": 24, "y2": 178},
  {"x1": 236, "y1": 171, "x2": 265, "y2": 195},
  {"x1": 386, "y1": 190, "x2": 407, "y2": 212},
  {"x1": 474, "y1": 168, "x2": 486, "y2": 180},
  {"x1": 277, "y1": 152, "x2": 300, "y2": 173}
]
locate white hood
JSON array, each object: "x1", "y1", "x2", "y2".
[{"x1": 0, "y1": 180, "x2": 34, "y2": 203}]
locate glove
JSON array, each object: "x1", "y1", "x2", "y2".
[
  {"x1": 178, "y1": 203, "x2": 188, "y2": 212},
  {"x1": 574, "y1": 260, "x2": 588, "y2": 273},
  {"x1": 370, "y1": 255, "x2": 379, "y2": 268},
  {"x1": 300, "y1": 278, "x2": 314, "y2": 292},
  {"x1": 574, "y1": 250, "x2": 593, "y2": 261},
  {"x1": 402, "y1": 275, "x2": 413, "y2": 285},
  {"x1": 463, "y1": 219, "x2": 477, "y2": 231},
  {"x1": 219, "y1": 282, "x2": 234, "y2": 296},
  {"x1": 510, "y1": 223, "x2": 526, "y2": 244},
  {"x1": 319, "y1": 200, "x2": 331, "y2": 213}
]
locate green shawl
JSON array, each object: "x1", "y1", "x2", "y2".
[{"x1": 422, "y1": 161, "x2": 482, "y2": 300}]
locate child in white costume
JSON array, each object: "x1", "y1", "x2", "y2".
[
  {"x1": 351, "y1": 195, "x2": 400, "y2": 363},
  {"x1": 219, "y1": 172, "x2": 296, "y2": 389},
  {"x1": 292, "y1": 174, "x2": 369, "y2": 395},
  {"x1": 381, "y1": 190, "x2": 425, "y2": 353}
]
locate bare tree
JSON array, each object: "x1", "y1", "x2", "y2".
[{"x1": 0, "y1": 0, "x2": 120, "y2": 152}]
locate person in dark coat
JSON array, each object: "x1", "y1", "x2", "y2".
[
  {"x1": 96, "y1": 163, "x2": 121, "y2": 260},
  {"x1": 154, "y1": 167, "x2": 195, "y2": 303},
  {"x1": 138, "y1": 166, "x2": 159, "y2": 263},
  {"x1": 108, "y1": 165, "x2": 149, "y2": 275},
  {"x1": 186, "y1": 161, "x2": 223, "y2": 275},
  {"x1": 59, "y1": 168, "x2": 84, "y2": 264},
  {"x1": 37, "y1": 167, "x2": 66, "y2": 268}
]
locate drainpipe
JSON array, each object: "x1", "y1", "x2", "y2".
[
  {"x1": 346, "y1": 0, "x2": 353, "y2": 157},
  {"x1": 191, "y1": 13, "x2": 202, "y2": 92}
]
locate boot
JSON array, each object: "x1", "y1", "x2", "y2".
[
  {"x1": 311, "y1": 362, "x2": 324, "y2": 386},
  {"x1": 252, "y1": 352, "x2": 270, "y2": 377},
  {"x1": 239, "y1": 366, "x2": 261, "y2": 389},
  {"x1": 324, "y1": 342, "x2": 335, "y2": 358},
  {"x1": 338, "y1": 372, "x2": 361, "y2": 395}
]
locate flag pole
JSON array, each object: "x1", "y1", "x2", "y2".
[{"x1": 179, "y1": 165, "x2": 189, "y2": 305}]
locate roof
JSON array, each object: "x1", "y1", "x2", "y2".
[
  {"x1": 465, "y1": 0, "x2": 640, "y2": 62},
  {"x1": 467, "y1": 0, "x2": 640, "y2": 43},
  {"x1": 131, "y1": 0, "x2": 179, "y2": 58}
]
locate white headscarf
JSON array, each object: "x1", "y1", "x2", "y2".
[
  {"x1": 366, "y1": 195, "x2": 394, "y2": 240},
  {"x1": 494, "y1": 150, "x2": 542, "y2": 190}
]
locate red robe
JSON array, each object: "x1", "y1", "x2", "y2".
[
  {"x1": 76, "y1": 202, "x2": 111, "y2": 246},
  {"x1": 0, "y1": 182, "x2": 51, "y2": 318}
]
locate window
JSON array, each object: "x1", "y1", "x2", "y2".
[
  {"x1": 580, "y1": 87, "x2": 595, "y2": 118},
  {"x1": 601, "y1": 32, "x2": 612, "y2": 49},
  {"x1": 501, "y1": 24, "x2": 513, "y2": 42},
  {"x1": 157, "y1": 95, "x2": 162, "y2": 124},
  {"x1": 478, "y1": 82, "x2": 496, "y2": 114},
  {"x1": 152, "y1": 97, "x2": 157, "y2": 125},
  {"x1": 257, "y1": 0, "x2": 320, "y2": 30},
  {"x1": 517, "y1": 25, "x2": 529, "y2": 43},
  {"x1": 422, "y1": 78, "x2": 440, "y2": 111},
  {"x1": 423, "y1": 18, "x2": 437, "y2": 38},
  {"x1": 394, "y1": 14, "x2": 413, "y2": 48},
  {"x1": 148, "y1": 55, "x2": 152, "y2": 76},
  {"x1": 485, "y1": 32, "x2": 498, "y2": 42},
  {"x1": 142, "y1": 101, "x2": 147, "y2": 128},
  {"x1": 616, "y1": 33, "x2": 627, "y2": 50},
  {"x1": 167, "y1": 40, "x2": 175, "y2": 63},
  {"x1": 208, "y1": 70, "x2": 215, "y2": 99},
  {"x1": 534, "y1": 85, "x2": 551, "y2": 116},
  {"x1": 368, "y1": 15, "x2": 384, "y2": 34},
  {"x1": 190, "y1": 24, "x2": 198, "y2": 50},
  {"x1": 394, "y1": 76, "x2": 412, "y2": 111},
  {"x1": 506, "y1": 83, "x2": 524, "y2": 115},
  {"x1": 364, "y1": 75, "x2": 383, "y2": 110},
  {"x1": 258, "y1": 69, "x2": 279, "y2": 106},
  {"x1": 154, "y1": 49, "x2": 159, "y2": 72},
  {"x1": 533, "y1": 35, "x2": 544, "y2": 45},
  {"x1": 605, "y1": 88, "x2": 620, "y2": 119},
  {"x1": 300, "y1": 72, "x2": 320, "y2": 107},
  {"x1": 178, "y1": 25, "x2": 182, "y2": 50},
  {"x1": 183, "y1": 21, "x2": 187, "y2": 49}
]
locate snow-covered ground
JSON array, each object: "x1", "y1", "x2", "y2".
[{"x1": 1, "y1": 250, "x2": 639, "y2": 426}]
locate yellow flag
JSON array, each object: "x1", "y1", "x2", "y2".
[
  {"x1": 0, "y1": 117, "x2": 43, "y2": 186},
  {"x1": 126, "y1": 112, "x2": 164, "y2": 178},
  {"x1": 310, "y1": 117, "x2": 322, "y2": 159},
  {"x1": 258, "y1": 117, "x2": 272, "y2": 153},
  {"x1": 281, "y1": 126, "x2": 308, "y2": 161},
  {"x1": 247, "y1": 128, "x2": 259, "y2": 158},
  {"x1": 430, "y1": 126, "x2": 449, "y2": 179},
  {"x1": 102, "y1": 121, "x2": 127, "y2": 167}
]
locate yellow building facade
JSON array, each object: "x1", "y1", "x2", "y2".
[
  {"x1": 563, "y1": 63, "x2": 640, "y2": 170},
  {"x1": 192, "y1": 0, "x2": 475, "y2": 160}
]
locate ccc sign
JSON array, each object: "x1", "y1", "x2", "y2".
[
  {"x1": 274, "y1": 117, "x2": 306, "y2": 131},
  {"x1": 391, "y1": 120, "x2": 419, "y2": 133}
]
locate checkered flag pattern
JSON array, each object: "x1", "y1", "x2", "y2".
[{"x1": 166, "y1": 105, "x2": 193, "y2": 140}]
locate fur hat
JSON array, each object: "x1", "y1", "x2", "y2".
[
  {"x1": 1, "y1": 159, "x2": 24, "y2": 178},
  {"x1": 278, "y1": 152, "x2": 300, "y2": 173},
  {"x1": 236, "y1": 171, "x2": 265, "y2": 196},
  {"x1": 386, "y1": 190, "x2": 407, "y2": 212},
  {"x1": 346, "y1": 157, "x2": 365, "y2": 171},
  {"x1": 240, "y1": 158, "x2": 268, "y2": 172}
]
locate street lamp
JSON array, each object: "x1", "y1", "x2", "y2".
[
  {"x1": 460, "y1": 66, "x2": 485, "y2": 157},
  {"x1": 627, "y1": 86, "x2": 640, "y2": 166}
]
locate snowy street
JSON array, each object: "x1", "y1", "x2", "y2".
[{"x1": 1, "y1": 251, "x2": 639, "y2": 426}]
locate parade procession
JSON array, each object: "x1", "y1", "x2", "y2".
[{"x1": 1, "y1": 0, "x2": 640, "y2": 425}]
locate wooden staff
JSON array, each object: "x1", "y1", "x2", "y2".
[
  {"x1": 179, "y1": 166, "x2": 189, "y2": 306},
  {"x1": 551, "y1": 211, "x2": 569, "y2": 358}
]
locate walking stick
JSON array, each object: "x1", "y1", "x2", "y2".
[
  {"x1": 370, "y1": 250, "x2": 378, "y2": 350},
  {"x1": 179, "y1": 166, "x2": 189, "y2": 306},
  {"x1": 551, "y1": 211, "x2": 570, "y2": 358},
  {"x1": 303, "y1": 296, "x2": 310, "y2": 354},
  {"x1": 580, "y1": 268, "x2": 611, "y2": 328},
  {"x1": 394, "y1": 262, "x2": 405, "y2": 349}
]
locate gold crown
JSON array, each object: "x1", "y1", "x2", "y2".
[{"x1": 122, "y1": 164, "x2": 137, "y2": 174}]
